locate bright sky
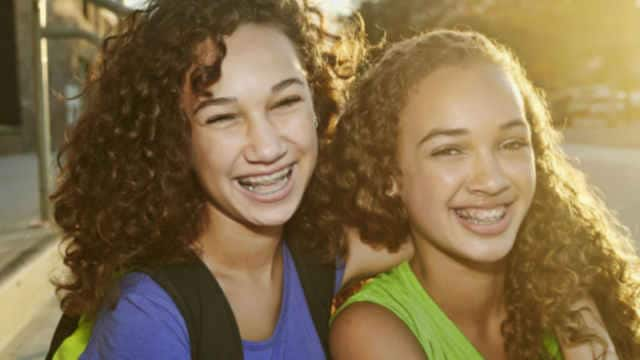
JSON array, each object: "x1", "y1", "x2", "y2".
[{"x1": 124, "y1": 0, "x2": 356, "y2": 15}]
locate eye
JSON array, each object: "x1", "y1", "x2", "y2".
[
  {"x1": 272, "y1": 95, "x2": 302, "y2": 110},
  {"x1": 501, "y1": 139, "x2": 530, "y2": 151},
  {"x1": 205, "y1": 113, "x2": 237, "y2": 125},
  {"x1": 431, "y1": 146, "x2": 463, "y2": 157}
]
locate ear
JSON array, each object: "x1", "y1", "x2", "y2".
[{"x1": 385, "y1": 177, "x2": 400, "y2": 198}]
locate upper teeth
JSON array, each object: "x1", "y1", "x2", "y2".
[
  {"x1": 238, "y1": 166, "x2": 292, "y2": 187},
  {"x1": 455, "y1": 206, "x2": 506, "y2": 223}
]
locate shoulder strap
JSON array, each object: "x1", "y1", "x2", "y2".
[
  {"x1": 45, "y1": 247, "x2": 334, "y2": 360},
  {"x1": 288, "y1": 243, "x2": 336, "y2": 356},
  {"x1": 142, "y1": 259, "x2": 243, "y2": 360},
  {"x1": 45, "y1": 314, "x2": 81, "y2": 360}
]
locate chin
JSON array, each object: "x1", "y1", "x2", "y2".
[
  {"x1": 455, "y1": 234, "x2": 516, "y2": 266},
  {"x1": 248, "y1": 202, "x2": 300, "y2": 228}
]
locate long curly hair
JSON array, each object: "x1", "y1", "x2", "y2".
[
  {"x1": 51, "y1": 0, "x2": 363, "y2": 317},
  {"x1": 304, "y1": 29, "x2": 640, "y2": 359}
]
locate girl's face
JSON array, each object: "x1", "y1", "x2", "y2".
[
  {"x1": 183, "y1": 23, "x2": 318, "y2": 229},
  {"x1": 396, "y1": 62, "x2": 536, "y2": 265}
]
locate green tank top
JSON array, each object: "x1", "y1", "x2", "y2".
[{"x1": 332, "y1": 262, "x2": 563, "y2": 360}]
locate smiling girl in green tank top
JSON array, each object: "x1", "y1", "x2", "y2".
[{"x1": 320, "y1": 29, "x2": 639, "y2": 360}]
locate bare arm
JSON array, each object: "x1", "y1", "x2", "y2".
[
  {"x1": 560, "y1": 297, "x2": 618, "y2": 360},
  {"x1": 330, "y1": 302, "x2": 427, "y2": 360},
  {"x1": 341, "y1": 227, "x2": 414, "y2": 288}
]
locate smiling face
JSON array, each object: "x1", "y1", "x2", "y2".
[
  {"x1": 396, "y1": 62, "x2": 536, "y2": 265},
  {"x1": 182, "y1": 23, "x2": 318, "y2": 230}
]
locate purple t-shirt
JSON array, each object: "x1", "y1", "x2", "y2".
[{"x1": 80, "y1": 244, "x2": 344, "y2": 360}]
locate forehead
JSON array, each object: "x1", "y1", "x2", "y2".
[
  {"x1": 209, "y1": 23, "x2": 306, "y2": 97},
  {"x1": 399, "y1": 63, "x2": 525, "y2": 134}
]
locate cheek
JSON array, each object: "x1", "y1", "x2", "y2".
[
  {"x1": 401, "y1": 164, "x2": 462, "y2": 212},
  {"x1": 190, "y1": 130, "x2": 235, "y2": 176},
  {"x1": 504, "y1": 153, "x2": 536, "y2": 194},
  {"x1": 282, "y1": 114, "x2": 318, "y2": 152}
]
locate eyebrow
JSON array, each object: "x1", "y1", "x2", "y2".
[
  {"x1": 272, "y1": 77, "x2": 305, "y2": 93},
  {"x1": 417, "y1": 128, "x2": 469, "y2": 147},
  {"x1": 192, "y1": 77, "x2": 305, "y2": 116},
  {"x1": 417, "y1": 117, "x2": 527, "y2": 147},
  {"x1": 192, "y1": 97, "x2": 235, "y2": 116},
  {"x1": 499, "y1": 118, "x2": 528, "y2": 131}
]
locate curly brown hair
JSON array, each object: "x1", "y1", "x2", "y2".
[
  {"x1": 304, "y1": 30, "x2": 640, "y2": 359},
  {"x1": 52, "y1": 0, "x2": 363, "y2": 317}
]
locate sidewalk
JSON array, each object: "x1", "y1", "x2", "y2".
[
  {"x1": 0, "y1": 153, "x2": 61, "y2": 359},
  {"x1": 0, "y1": 234, "x2": 61, "y2": 360},
  {"x1": 0, "y1": 295, "x2": 60, "y2": 360},
  {"x1": 0, "y1": 153, "x2": 42, "y2": 234}
]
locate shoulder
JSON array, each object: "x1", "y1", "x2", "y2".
[
  {"x1": 81, "y1": 272, "x2": 190, "y2": 359},
  {"x1": 344, "y1": 264, "x2": 412, "y2": 308},
  {"x1": 330, "y1": 302, "x2": 426, "y2": 360},
  {"x1": 117, "y1": 272, "x2": 187, "y2": 322},
  {"x1": 334, "y1": 263, "x2": 414, "y2": 322},
  {"x1": 341, "y1": 227, "x2": 413, "y2": 287}
]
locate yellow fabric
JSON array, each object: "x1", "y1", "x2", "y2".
[{"x1": 53, "y1": 315, "x2": 94, "y2": 360}]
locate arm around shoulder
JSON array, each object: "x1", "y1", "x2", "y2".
[
  {"x1": 341, "y1": 227, "x2": 414, "y2": 287},
  {"x1": 330, "y1": 302, "x2": 426, "y2": 360}
]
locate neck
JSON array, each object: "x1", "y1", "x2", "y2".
[
  {"x1": 198, "y1": 205, "x2": 284, "y2": 277},
  {"x1": 409, "y1": 233, "x2": 507, "y2": 330}
]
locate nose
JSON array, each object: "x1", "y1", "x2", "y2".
[
  {"x1": 466, "y1": 150, "x2": 510, "y2": 196},
  {"x1": 244, "y1": 114, "x2": 287, "y2": 164}
]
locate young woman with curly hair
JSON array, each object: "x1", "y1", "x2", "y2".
[
  {"x1": 324, "y1": 30, "x2": 640, "y2": 359},
  {"x1": 48, "y1": 0, "x2": 410, "y2": 358}
]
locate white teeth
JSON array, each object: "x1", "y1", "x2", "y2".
[
  {"x1": 237, "y1": 166, "x2": 293, "y2": 195},
  {"x1": 455, "y1": 206, "x2": 506, "y2": 224},
  {"x1": 239, "y1": 166, "x2": 291, "y2": 187}
]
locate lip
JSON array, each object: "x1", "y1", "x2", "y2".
[
  {"x1": 235, "y1": 162, "x2": 296, "y2": 179},
  {"x1": 451, "y1": 200, "x2": 514, "y2": 209},
  {"x1": 234, "y1": 164, "x2": 295, "y2": 203},
  {"x1": 452, "y1": 202, "x2": 513, "y2": 236}
]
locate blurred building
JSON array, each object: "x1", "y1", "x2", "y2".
[{"x1": 1, "y1": 0, "x2": 121, "y2": 155}]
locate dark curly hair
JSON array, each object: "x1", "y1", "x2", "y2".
[
  {"x1": 305, "y1": 29, "x2": 640, "y2": 359},
  {"x1": 52, "y1": 0, "x2": 363, "y2": 317}
]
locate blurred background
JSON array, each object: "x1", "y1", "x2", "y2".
[{"x1": 0, "y1": 0, "x2": 638, "y2": 358}]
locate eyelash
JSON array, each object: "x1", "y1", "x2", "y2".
[
  {"x1": 431, "y1": 139, "x2": 530, "y2": 157},
  {"x1": 501, "y1": 139, "x2": 530, "y2": 151},
  {"x1": 272, "y1": 95, "x2": 302, "y2": 109},
  {"x1": 431, "y1": 147, "x2": 462, "y2": 157},
  {"x1": 205, "y1": 113, "x2": 236, "y2": 125},
  {"x1": 203, "y1": 96, "x2": 303, "y2": 124}
]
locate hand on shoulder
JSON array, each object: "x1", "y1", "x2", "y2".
[
  {"x1": 559, "y1": 296, "x2": 619, "y2": 360},
  {"x1": 341, "y1": 227, "x2": 414, "y2": 288}
]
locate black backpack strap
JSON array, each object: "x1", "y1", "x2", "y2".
[
  {"x1": 288, "y1": 244, "x2": 336, "y2": 356},
  {"x1": 45, "y1": 314, "x2": 81, "y2": 360},
  {"x1": 142, "y1": 259, "x2": 243, "y2": 360}
]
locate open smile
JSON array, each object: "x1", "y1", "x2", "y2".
[
  {"x1": 235, "y1": 164, "x2": 295, "y2": 201},
  {"x1": 452, "y1": 203, "x2": 513, "y2": 236}
]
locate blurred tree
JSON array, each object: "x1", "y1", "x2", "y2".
[{"x1": 354, "y1": 0, "x2": 640, "y2": 90}]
